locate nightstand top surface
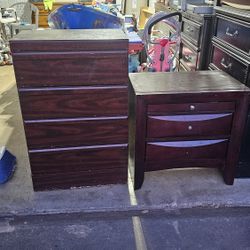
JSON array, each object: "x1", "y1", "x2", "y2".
[{"x1": 129, "y1": 71, "x2": 250, "y2": 95}]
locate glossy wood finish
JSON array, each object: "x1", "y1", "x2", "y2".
[
  {"x1": 147, "y1": 114, "x2": 232, "y2": 138},
  {"x1": 30, "y1": 144, "x2": 128, "y2": 190},
  {"x1": 148, "y1": 102, "x2": 235, "y2": 115},
  {"x1": 210, "y1": 7, "x2": 250, "y2": 177},
  {"x1": 215, "y1": 14, "x2": 250, "y2": 56},
  {"x1": 25, "y1": 117, "x2": 128, "y2": 149},
  {"x1": 179, "y1": 11, "x2": 214, "y2": 70},
  {"x1": 146, "y1": 140, "x2": 228, "y2": 161},
  {"x1": 11, "y1": 29, "x2": 129, "y2": 190},
  {"x1": 13, "y1": 51, "x2": 128, "y2": 87},
  {"x1": 129, "y1": 71, "x2": 250, "y2": 189},
  {"x1": 19, "y1": 87, "x2": 128, "y2": 119}
]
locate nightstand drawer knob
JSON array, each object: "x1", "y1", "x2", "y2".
[
  {"x1": 190, "y1": 105, "x2": 195, "y2": 110},
  {"x1": 188, "y1": 125, "x2": 193, "y2": 130}
]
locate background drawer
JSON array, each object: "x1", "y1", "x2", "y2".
[
  {"x1": 29, "y1": 144, "x2": 128, "y2": 190},
  {"x1": 182, "y1": 19, "x2": 201, "y2": 47},
  {"x1": 19, "y1": 86, "x2": 128, "y2": 119},
  {"x1": 146, "y1": 139, "x2": 228, "y2": 161},
  {"x1": 180, "y1": 40, "x2": 199, "y2": 71},
  {"x1": 25, "y1": 117, "x2": 128, "y2": 149},
  {"x1": 148, "y1": 102, "x2": 235, "y2": 115},
  {"x1": 147, "y1": 113, "x2": 232, "y2": 138},
  {"x1": 215, "y1": 16, "x2": 250, "y2": 56},
  {"x1": 210, "y1": 43, "x2": 249, "y2": 84},
  {"x1": 13, "y1": 51, "x2": 128, "y2": 87}
]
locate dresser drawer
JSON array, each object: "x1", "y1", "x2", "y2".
[
  {"x1": 147, "y1": 113, "x2": 233, "y2": 138},
  {"x1": 25, "y1": 117, "x2": 128, "y2": 149},
  {"x1": 210, "y1": 43, "x2": 249, "y2": 84},
  {"x1": 146, "y1": 139, "x2": 228, "y2": 161},
  {"x1": 215, "y1": 15, "x2": 250, "y2": 56},
  {"x1": 19, "y1": 86, "x2": 128, "y2": 120},
  {"x1": 148, "y1": 102, "x2": 235, "y2": 115},
  {"x1": 180, "y1": 40, "x2": 199, "y2": 71},
  {"x1": 13, "y1": 51, "x2": 128, "y2": 87},
  {"x1": 29, "y1": 144, "x2": 128, "y2": 190},
  {"x1": 182, "y1": 18, "x2": 201, "y2": 47}
]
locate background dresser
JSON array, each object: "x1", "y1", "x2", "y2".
[
  {"x1": 129, "y1": 71, "x2": 250, "y2": 189},
  {"x1": 209, "y1": 6, "x2": 250, "y2": 177},
  {"x1": 180, "y1": 11, "x2": 214, "y2": 71},
  {"x1": 10, "y1": 29, "x2": 129, "y2": 191}
]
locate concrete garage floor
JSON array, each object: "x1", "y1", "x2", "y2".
[{"x1": 1, "y1": 66, "x2": 250, "y2": 249}]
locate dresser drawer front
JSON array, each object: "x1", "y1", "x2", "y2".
[
  {"x1": 182, "y1": 19, "x2": 201, "y2": 47},
  {"x1": 29, "y1": 144, "x2": 128, "y2": 190},
  {"x1": 25, "y1": 117, "x2": 128, "y2": 149},
  {"x1": 147, "y1": 113, "x2": 232, "y2": 138},
  {"x1": 146, "y1": 139, "x2": 228, "y2": 161},
  {"x1": 216, "y1": 16, "x2": 250, "y2": 55},
  {"x1": 148, "y1": 102, "x2": 235, "y2": 115},
  {"x1": 180, "y1": 41, "x2": 199, "y2": 71},
  {"x1": 210, "y1": 44, "x2": 249, "y2": 84},
  {"x1": 19, "y1": 87, "x2": 128, "y2": 119},
  {"x1": 13, "y1": 51, "x2": 128, "y2": 87}
]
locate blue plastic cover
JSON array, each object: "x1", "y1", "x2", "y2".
[{"x1": 48, "y1": 4, "x2": 123, "y2": 29}]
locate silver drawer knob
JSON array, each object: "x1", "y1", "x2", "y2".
[
  {"x1": 188, "y1": 125, "x2": 193, "y2": 130},
  {"x1": 190, "y1": 105, "x2": 195, "y2": 111}
]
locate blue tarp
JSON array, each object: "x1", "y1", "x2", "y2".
[{"x1": 48, "y1": 4, "x2": 123, "y2": 29}]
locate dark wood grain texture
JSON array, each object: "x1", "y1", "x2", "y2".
[
  {"x1": 147, "y1": 114, "x2": 232, "y2": 138},
  {"x1": 11, "y1": 29, "x2": 129, "y2": 190},
  {"x1": 13, "y1": 51, "x2": 128, "y2": 87},
  {"x1": 19, "y1": 86, "x2": 128, "y2": 119},
  {"x1": 25, "y1": 117, "x2": 128, "y2": 149},
  {"x1": 129, "y1": 71, "x2": 250, "y2": 189}
]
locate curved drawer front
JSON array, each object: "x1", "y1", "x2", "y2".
[
  {"x1": 210, "y1": 44, "x2": 249, "y2": 84},
  {"x1": 147, "y1": 113, "x2": 232, "y2": 138},
  {"x1": 148, "y1": 102, "x2": 235, "y2": 115},
  {"x1": 216, "y1": 16, "x2": 250, "y2": 56},
  {"x1": 13, "y1": 51, "x2": 128, "y2": 87},
  {"x1": 146, "y1": 139, "x2": 228, "y2": 161},
  {"x1": 19, "y1": 86, "x2": 128, "y2": 119}
]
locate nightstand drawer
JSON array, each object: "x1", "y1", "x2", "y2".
[
  {"x1": 215, "y1": 15, "x2": 250, "y2": 56},
  {"x1": 148, "y1": 102, "x2": 235, "y2": 115},
  {"x1": 146, "y1": 139, "x2": 228, "y2": 161},
  {"x1": 147, "y1": 113, "x2": 233, "y2": 138},
  {"x1": 182, "y1": 19, "x2": 201, "y2": 47},
  {"x1": 210, "y1": 43, "x2": 249, "y2": 84}
]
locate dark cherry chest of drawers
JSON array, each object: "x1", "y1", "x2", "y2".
[
  {"x1": 129, "y1": 71, "x2": 250, "y2": 189},
  {"x1": 10, "y1": 29, "x2": 129, "y2": 191},
  {"x1": 209, "y1": 7, "x2": 250, "y2": 177}
]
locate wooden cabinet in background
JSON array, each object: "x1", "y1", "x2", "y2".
[{"x1": 209, "y1": 6, "x2": 250, "y2": 178}]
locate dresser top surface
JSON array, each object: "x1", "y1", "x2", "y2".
[
  {"x1": 11, "y1": 29, "x2": 128, "y2": 41},
  {"x1": 129, "y1": 71, "x2": 250, "y2": 96}
]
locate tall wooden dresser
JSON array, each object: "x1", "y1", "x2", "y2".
[
  {"x1": 209, "y1": 6, "x2": 250, "y2": 177},
  {"x1": 10, "y1": 29, "x2": 129, "y2": 191}
]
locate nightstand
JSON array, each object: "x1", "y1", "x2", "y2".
[{"x1": 129, "y1": 71, "x2": 250, "y2": 189}]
